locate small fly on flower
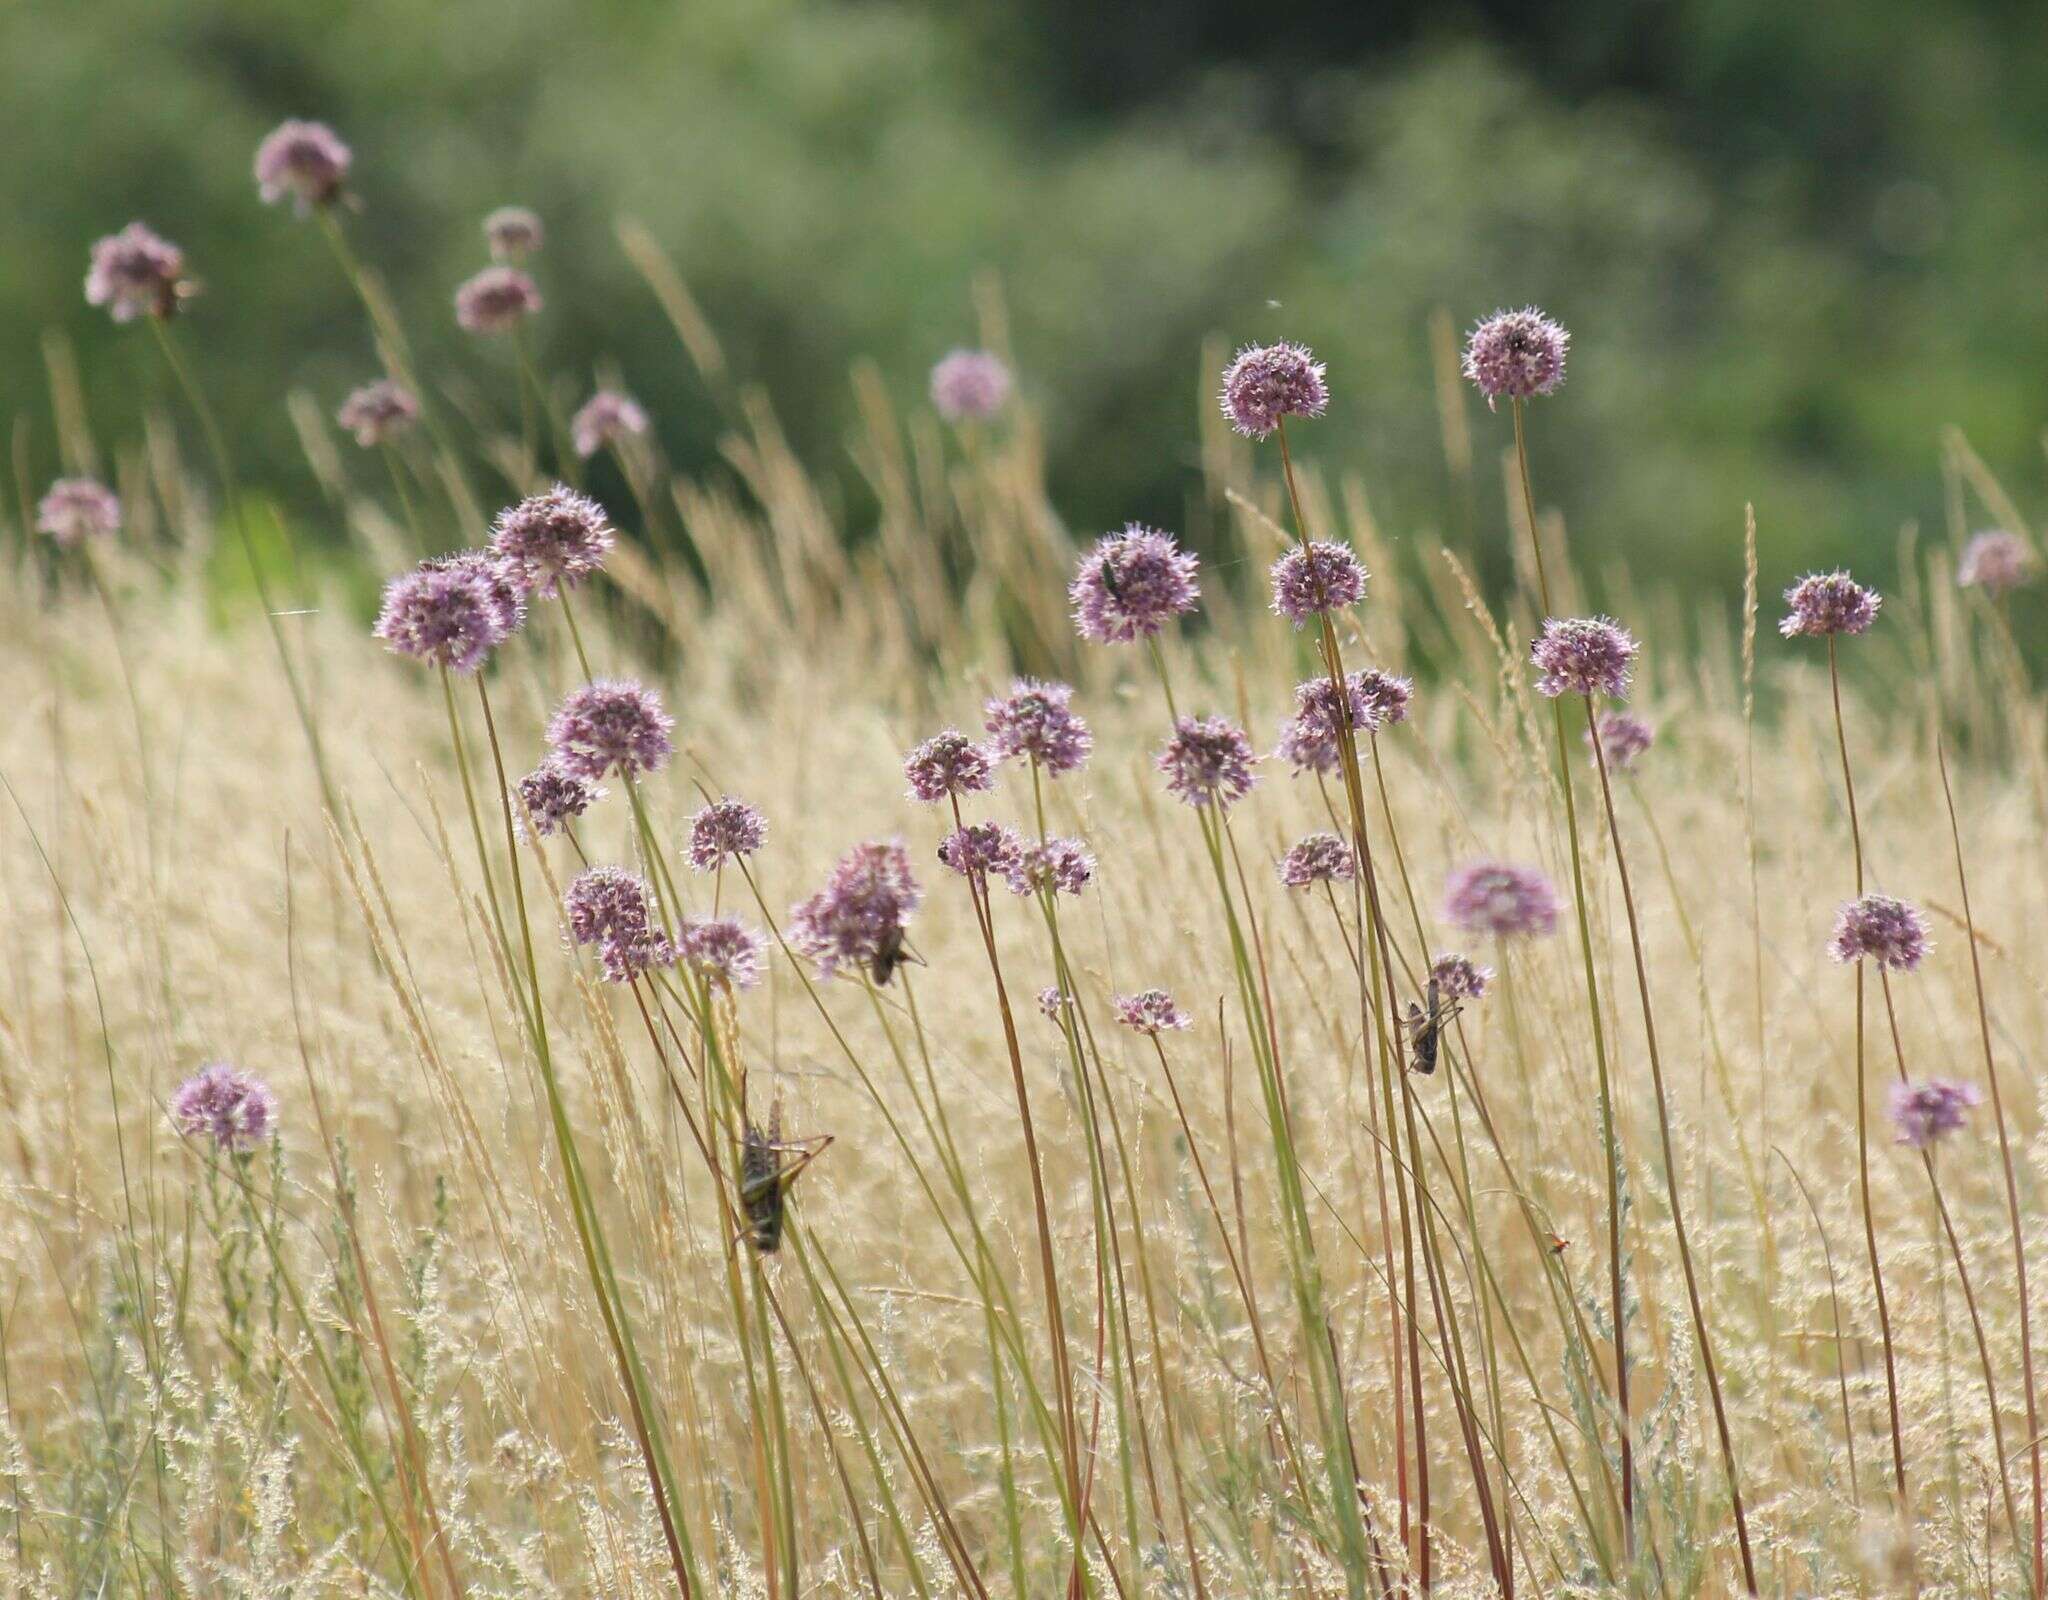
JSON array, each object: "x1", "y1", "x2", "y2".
[
  {"x1": 1402, "y1": 978, "x2": 1461, "y2": 1075},
  {"x1": 737, "y1": 1099, "x2": 833, "y2": 1255},
  {"x1": 868, "y1": 923, "x2": 923, "y2": 986},
  {"x1": 1098, "y1": 551, "x2": 1126, "y2": 604}
]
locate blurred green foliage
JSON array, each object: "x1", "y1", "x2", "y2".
[{"x1": 7, "y1": 0, "x2": 2048, "y2": 599}]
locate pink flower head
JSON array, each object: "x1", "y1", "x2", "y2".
[
  {"x1": 1270, "y1": 541, "x2": 1367, "y2": 626},
  {"x1": 937, "y1": 821, "x2": 1023, "y2": 885},
  {"x1": 1429, "y1": 953, "x2": 1493, "y2": 1001},
  {"x1": 1071, "y1": 525, "x2": 1200, "y2": 644},
  {"x1": 336, "y1": 379, "x2": 420, "y2": 447},
  {"x1": 455, "y1": 265, "x2": 542, "y2": 334},
  {"x1": 1277, "y1": 673, "x2": 1379, "y2": 775},
  {"x1": 904, "y1": 731, "x2": 996, "y2": 804},
  {"x1": 373, "y1": 557, "x2": 517, "y2": 673},
  {"x1": 1037, "y1": 986, "x2": 1072, "y2": 1023},
  {"x1": 254, "y1": 120, "x2": 352, "y2": 211},
  {"x1": 171, "y1": 1063, "x2": 278, "y2": 1152},
  {"x1": 86, "y1": 222, "x2": 189, "y2": 322},
  {"x1": 1462, "y1": 308, "x2": 1569, "y2": 408},
  {"x1": 546, "y1": 680, "x2": 675, "y2": 781},
  {"x1": 515, "y1": 760, "x2": 604, "y2": 839},
  {"x1": 484, "y1": 207, "x2": 543, "y2": 262},
  {"x1": 1780, "y1": 571, "x2": 1880, "y2": 638},
  {"x1": 1357, "y1": 668, "x2": 1414, "y2": 727},
  {"x1": 564, "y1": 866, "x2": 674, "y2": 983},
  {"x1": 789, "y1": 840, "x2": 922, "y2": 979},
  {"x1": 1220, "y1": 342, "x2": 1328, "y2": 439},
  {"x1": 571, "y1": 390, "x2": 650, "y2": 459},
  {"x1": 930, "y1": 349, "x2": 1012, "y2": 422},
  {"x1": 1115, "y1": 989, "x2": 1191, "y2": 1036},
  {"x1": 36, "y1": 478, "x2": 121, "y2": 546},
  {"x1": 678, "y1": 915, "x2": 766, "y2": 992},
  {"x1": 1005, "y1": 837, "x2": 1094, "y2": 898},
  {"x1": 489, "y1": 485, "x2": 614, "y2": 598},
  {"x1": 984, "y1": 679, "x2": 1092, "y2": 776},
  {"x1": 1587, "y1": 712, "x2": 1653, "y2": 771},
  {"x1": 1829, "y1": 894, "x2": 1929, "y2": 972},
  {"x1": 1279, "y1": 832, "x2": 1355, "y2": 888},
  {"x1": 1958, "y1": 531, "x2": 2035, "y2": 596},
  {"x1": 688, "y1": 797, "x2": 768, "y2": 871},
  {"x1": 1531, "y1": 616, "x2": 1637, "y2": 700},
  {"x1": 420, "y1": 549, "x2": 526, "y2": 638},
  {"x1": 1889, "y1": 1079, "x2": 1982, "y2": 1149},
  {"x1": 1444, "y1": 861, "x2": 1560, "y2": 939},
  {"x1": 1157, "y1": 715, "x2": 1257, "y2": 809}
]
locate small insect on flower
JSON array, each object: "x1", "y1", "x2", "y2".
[
  {"x1": 1780, "y1": 571, "x2": 1881, "y2": 638},
  {"x1": 737, "y1": 1099, "x2": 833, "y2": 1255},
  {"x1": 790, "y1": 840, "x2": 923, "y2": 982},
  {"x1": 1888, "y1": 1078, "x2": 1982, "y2": 1149},
  {"x1": 86, "y1": 221, "x2": 192, "y2": 322},
  {"x1": 1957, "y1": 530, "x2": 2036, "y2": 596},
  {"x1": 36, "y1": 479, "x2": 121, "y2": 546},
  {"x1": 571, "y1": 390, "x2": 649, "y2": 459},
  {"x1": 253, "y1": 119, "x2": 352, "y2": 211},
  {"x1": 1219, "y1": 341, "x2": 1329, "y2": 439},
  {"x1": 455, "y1": 265, "x2": 543, "y2": 334},
  {"x1": 336, "y1": 378, "x2": 420, "y2": 448},
  {"x1": 1402, "y1": 978, "x2": 1462, "y2": 1075},
  {"x1": 930, "y1": 349, "x2": 1012, "y2": 422},
  {"x1": 170, "y1": 1063, "x2": 278, "y2": 1153},
  {"x1": 1461, "y1": 307, "x2": 1569, "y2": 408},
  {"x1": 1070, "y1": 524, "x2": 1200, "y2": 644},
  {"x1": 484, "y1": 206, "x2": 544, "y2": 262}
]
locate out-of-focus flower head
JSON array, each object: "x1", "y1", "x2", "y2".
[
  {"x1": 1444, "y1": 861, "x2": 1560, "y2": 939},
  {"x1": 484, "y1": 206, "x2": 544, "y2": 262},
  {"x1": 336, "y1": 378, "x2": 420, "y2": 448},
  {"x1": 36, "y1": 479, "x2": 121, "y2": 547},
  {"x1": 1587, "y1": 712, "x2": 1654, "y2": 772},
  {"x1": 1888, "y1": 1078, "x2": 1982, "y2": 1149},
  {"x1": 1005, "y1": 837, "x2": 1094, "y2": 898},
  {"x1": 455, "y1": 265, "x2": 542, "y2": 334},
  {"x1": 1070, "y1": 525, "x2": 1200, "y2": 644},
  {"x1": 679, "y1": 916, "x2": 767, "y2": 992},
  {"x1": 571, "y1": 390, "x2": 650, "y2": 459},
  {"x1": 789, "y1": 840, "x2": 922, "y2": 980},
  {"x1": 86, "y1": 222, "x2": 189, "y2": 322},
  {"x1": 254, "y1": 120, "x2": 352, "y2": 211},
  {"x1": 930, "y1": 349, "x2": 1012, "y2": 422},
  {"x1": 1957, "y1": 530, "x2": 2036, "y2": 597}
]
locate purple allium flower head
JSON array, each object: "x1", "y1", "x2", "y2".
[
  {"x1": 86, "y1": 222, "x2": 188, "y2": 322},
  {"x1": 1461, "y1": 308, "x2": 1569, "y2": 408},
  {"x1": 170, "y1": 1062, "x2": 279, "y2": 1152},
  {"x1": 1357, "y1": 668, "x2": 1414, "y2": 727},
  {"x1": 1444, "y1": 861, "x2": 1561, "y2": 939},
  {"x1": 254, "y1": 120, "x2": 352, "y2": 211},
  {"x1": 1220, "y1": 342, "x2": 1329, "y2": 439},
  {"x1": 1531, "y1": 616, "x2": 1638, "y2": 700},
  {"x1": 687, "y1": 797, "x2": 768, "y2": 872},
  {"x1": 984, "y1": 679, "x2": 1092, "y2": 776},
  {"x1": 1158, "y1": 715, "x2": 1258, "y2": 810},
  {"x1": 373, "y1": 558, "x2": 514, "y2": 673},
  {"x1": 571, "y1": 390, "x2": 650, "y2": 459},
  {"x1": 420, "y1": 548, "x2": 527, "y2": 638},
  {"x1": 1888, "y1": 1079, "x2": 1983, "y2": 1150},
  {"x1": 1006, "y1": 837, "x2": 1094, "y2": 898},
  {"x1": 564, "y1": 866, "x2": 673, "y2": 983},
  {"x1": 678, "y1": 915, "x2": 766, "y2": 992},
  {"x1": 1115, "y1": 989, "x2": 1192, "y2": 1036},
  {"x1": 455, "y1": 265, "x2": 542, "y2": 334},
  {"x1": 336, "y1": 378, "x2": 420, "y2": 447},
  {"x1": 937, "y1": 821, "x2": 1023, "y2": 885},
  {"x1": 484, "y1": 206, "x2": 544, "y2": 262},
  {"x1": 1037, "y1": 986, "x2": 1072, "y2": 1023},
  {"x1": 1270, "y1": 541, "x2": 1368, "y2": 626},
  {"x1": 1829, "y1": 894, "x2": 1930, "y2": 972},
  {"x1": 1070, "y1": 525, "x2": 1201, "y2": 644},
  {"x1": 1277, "y1": 673, "x2": 1378, "y2": 775},
  {"x1": 1780, "y1": 571, "x2": 1881, "y2": 638},
  {"x1": 1429, "y1": 953, "x2": 1493, "y2": 1002},
  {"x1": 1279, "y1": 832, "x2": 1355, "y2": 888},
  {"x1": 36, "y1": 478, "x2": 121, "y2": 546},
  {"x1": 546, "y1": 680, "x2": 675, "y2": 781},
  {"x1": 489, "y1": 485, "x2": 614, "y2": 598},
  {"x1": 904, "y1": 731, "x2": 996, "y2": 804},
  {"x1": 1958, "y1": 530, "x2": 2036, "y2": 596},
  {"x1": 789, "y1": 840, "x2": 922, "y2": 979},
  {"x1": 515, "y1": 760, "x2": 604, "y2": 839},
  {"x1": 930, "y1": 349, "x2": 1012, "y2": 421},
  {"x1": 1587, "y1": 711, "x2": 1653, "y2": 772}
]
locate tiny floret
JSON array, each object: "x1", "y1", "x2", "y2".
[
  {"x1": 1279, "y1": 833, "x2": 1355, "y2": 888},
  {"x1": 1157, "y1": 715, "x2": 1257, "y2": 810},
  {"x1": 484, "y1": 206, "x2": 544, "y2": 262},
  {"x1": 1430, "y1": 953, "x2": 1493, "y2": 1002},
  {"x1": 490, "y1": 485, "x2": 614, "y2": 598},
  {"x1": 930, "y1": 349, "x2": 1012, "y2": 421},
  {"x1": 688, "y1": 797, "x2": 768, "y2": 872},
  {"x1": 1444, "y1": 861, "x2": 1560, "y2": 939},
  {"x1": 1531, "y1": 616, "x2": 1637, "y2": 700},
  {"x1": 789, "y1": 840, "x2": 922, "y2": 979},
  {"x1": 1462, "y1": 308, "x2": 1569, "y2": 407},
  {"x1": 1889, "y1": 1079, "x2": 1982, "y2": 1149},
  {"x1": 374, "y1": 558, "x2": 514, "y2": 673},
  {"x1": 904, "y1": 731, "x2": 996, "y2": 804},
  {"x1": 937, "y1": 822, "x2": 1023, "y2": 885},
  {"x1": 337, "y1": 379, "x2": 420, "y2": 447},
  {"x1": 515, "y1": 761, "x2": 604, "y2": 839},
  {"x1": 984, "y1": 679, "x2": 1092, "y2": 776},
  {"x1": 36, "y1": 479, "x2": 121, "y2": 546},
  {"x1": 455, "y1": 265, "x2": 542, "y2": 334},
  {"x1": 254, "y1": 120, "x2": 352, "y2": 210},
  {"x1": 1115, "y1": 990, "x2": 1191, "y2": 1036},
  {"x1": 1270, "y1": 541, "x2": 1368, "y2": 626},
  {"x1": 571, "y1": 390, "x2": 650, "y2": 458},
  {"x1": 546, "y1": 680, "x2": 675, "y2": 781},
  {"x1": 171, "y1": 1063, "x2": 278, "y2": 1152},
  {"x1": 1958, "y1": 530, "x2": 2035, "y2": 596},
  {"x1": 1005, "y1": 837, "x2": 1094, "y2": 898},
  {"x1": 1587, "y1": 712, "x2": 1653, "y2": 772},
  {"x1": 1780, "y1": 571, "x2": 1881, "y2": 638},
  {"x1": 1071, "y1": 525, "x2": 1200, "y2": 644},
  {"x1": 679, "y1": 916, "x2": 767, "y2": 992},
  {"x1": 86, "y1": 222, "x2": 188, "y2": 322},
  {"x1": 1220, "y1": 342, "x2": 1329, "y2": 439},
  {"x1": 1829, "y1": 894, "x2": 1930, "y2": 972}
]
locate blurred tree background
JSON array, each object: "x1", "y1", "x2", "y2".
[{"x1": 7, "y1": 0, "x2": 2048, "y2": 598}]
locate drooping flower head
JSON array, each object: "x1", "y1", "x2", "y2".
[
  {"x1": 86, "y1": 222, "x2": 189, "y2": 322},
  {"x1": 1157, "y1": 715, "x2": 1257, "y2": 810},
  {"x1": 904, "y1": 731, "x2": 996, "y2": 804},
  {"x1": 36, "y1": 479, "x2": 121, "y2": 546},
  {"x1": 1829, "y1": 894, "x2": 1930, "y2": 972},
  {"x1": 1005, "y1": 838, "x2": 1094, "y2": 898},
  {"x1": 678, "y1": 916, "x2": 767, "y2": 992},
  {"x1": 490, "y1": 485, "x2": 614, "y2": 598},
  {"x1": 336, "y1": 379, "x2": 420, "y2": 447},
  {"x1": 254, "y1": 120, "x2": 352, "y2": 210},
  {"x1": 373, "y1": 558, "x2": 515, "y2": 673},
  {"x1": 455, "y1": 265, "x2": 542, "y2": 334},
  {"x1": 789, "y1": 840, "x2": 922, "y2": 979},
  {"x1": 1531, "y1": 616, "x2": 1637, "y2": 700},
  {"x1": 571, "y1": 390, "x2": 650, "y2": 459},
  {"x1": 1462, "y1": 308, "x2": 1569, "y2": 408},
  {"x1": 1279, "y1": 832, "x2": 1355, "y2": 888},
  {"x1": 688, "y1": 797, "x2": 768, "y2": 872},
  {"x1": 984, "y1": 679, "x2": 1092, "y2": 776},
  {"x1": 1270, "y1": 541, "x2": 1368, "y2": 626},
  {"x1": 1587, "y1": 712, "x2": 1653, "y2": 772},
  {"x1": 1115, "y1": 990, "x2": 1192, "y2": 1036},
  {"x1": 546, "y1": 680, "x2": 675, "y2": 781},
  {"x1": 1888, "y1": 1079, "x2": 1982, "y2": 1149},
  {"x1": 1444, "y1": 861, "x2": 1560, "y2": 939},
  {"x1": 937, "y1": 822, "x2": 1022, "y2": 885},
  {"x1": 171, "y1": 1063, "x2": 279, "y2": 1152},
  {"x1": 1780, "y1": 571, "x2": 1881, "y2": 638},
  {"x1": 1070, "y1": 525, "x2": 1200, "y2": 644},
  {"x1": 564, "y1": 867, "x2": 674, "y2": 983},
  {"x1": 1220, "y1": 342, "x2": 1328, "y2": 439},
  {"x1": 1958, "y1": 530, "x2": 2036, "y2": 596},
  {"x1": 420, "y1": 548, "x2": 526, "y2": 638},
  {"x1": 1277, "y1": 673, "x2": 1378, "y2": 775},
  {"x1": 514, "y1": 760, "x2": 604, "y2": 840},
  {"x1": 484, "y1": 206, "x2": 544, "y2": 262},
  {"x1": 1429, "y1": 953, "x2": 1493, "y2": 1002},
  {"x1": 930, "y1": 349, "x2": 1012, "y2": 422}
]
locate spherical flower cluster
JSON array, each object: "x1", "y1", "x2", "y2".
[
  {"x1": 1070, "y1": 525, "x2": 1200, "y2": 644},
  {"x1": 789, "y1": 840, "x2": 922, "y2": 979},
  {"x1": 253, "y1": 120, "x2": 352, "y2": 210},
  {"x1": 1780, "y1": 571, "x2": 1881, "y2": 638},
  {"x1": 678, "y1": 916, "x2": 767, "y2": 992},
  {"x1": 688, "y1": 797, "x2": 767, "y2": 872},
  {"x1": 547, "y1": 680, "x2": 675, "y2": 781},
  {"x1": 930, "y1": 350, "x2": 1012, "y2": 422},
  {"x1": 1429, "y1": 953, "x2": 1493, "y2": 1002},
  {"x1": 984, "y1": 679, "x2": 1092, "y2": 776},
  {"x1": 1531, "y1": 616, "x2": 1637, "y2": 700},
  {"x1": 1219, "y1": 342, "x2": 1328, "y2": 439},
  {"x1": 1277, "y1": 673, "x2": 1377, "y2": 775},
  {"x1": 1829, "y1": 894, "x2": 1930, "y2": 972},
  {"x1": 171, "y1": 1063, "x2": 278, "y2": 1152},
  {"x1": 36, "y1": 478, "x2": 121, "y2": 546},
  {"x1": 484, "y1": 206, "x2": 543, "y2": 262},
  {"x1": 937, "y1": 822, "x2": 1022, "y2": 884},
  {"x1": 564, "y1": 866, "x2": 675, "y2": 983},
  {"x1": 86, "y1": 222, "x2": 188, "y2": 322},
  {"x1": 1278, "y1": 832, "x2": 1354, "y2": 888},
  {"x1": 1037, "y1": 987, "x2": 1072, "y2": 1023},
  {"x1": 1006, "y1": 837, "x2": 1094, "y2": 898},
  {"x1": 490, "y1": 485, "x2": 614, "y2": 598},
  {"x1": 336, "y1": 379, "x2": 420, "y2": 448},
  {"x1": 1461, "y1": 308, "x2": 1569, "y2": 407},
  {"x1": 571, "y1": 390, "x2": 650, "y2": 459},
  {"x1": 1888, "y1": 1079, "x2": 1982, "y2": 1149},
  {"x1": 1587, "y1": 712, "x2": 1653, "y2": 772},
  {"x1": 1157, "y1": 715, "x2": 1257, "y2": 810},
  {"x1": 1957, "y1": 530, "x2": 2035, "y2": 596},
  {"x1": 1444, "y1": 861, "x2": 1560, "y2": 939},
  {"x1": 455, "y1": 265, "x2": 542, "y2": 334},
  {"x1": 373, "y1": 559, "x2": 515, "y2": 673},
  {"x1": 1270, "y1": 541, "x2": 1368, "y2": 626},
  {"x1": 1115, "y1": 989, "x2": 1191, "y2": 1036},
  {"x1": 421, "y1": 549, "x2": 526, "y2": 638},
  {"x1": 1356, "y1": 668, "x2": 1414, "y2": 727},
  {"x1": 904, "y1": 731, "x2": 996, "y2": 804},
  {"x1": 515, "y1": 760, "x2": 604, "y2": 839}
]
